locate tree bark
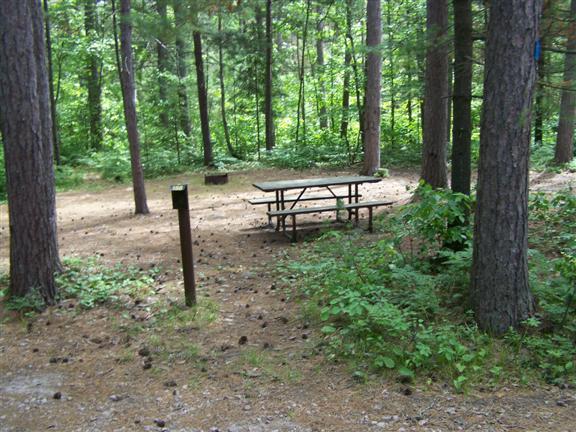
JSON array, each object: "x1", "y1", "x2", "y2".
[
  {"x1": 173, "y1": 0, "x2": 192, "y2": 138},
  {"x1": 264, "y1": 0, "x2": 275, "y2": 151},
  {"x1": 421, "y1": 0, "x2": 449, "y2": 188},
  {"x1": 156, "y1": 0, "x2": 170, "y2": 129},
  {"x1": 84, "y1": 0, "x2": 103, "y2": 151},
  {"x1": 362, "y1": 0, "x2": 382, "y2": 176},
  {"x1": 451, "y1": 0, "x2": 473, "y2": 195},
  {"x1": 193, "y1": 30, "x2": 213, "y2": 166},
  {"x1": 471, "y1": 0, "x2": 541, "y2": 335},
  {"x1": 554, "y1": 0, "x2": 576, "y2": 164},
  {"x1": 44, "y1": 0, "x2": 61, "y2": 164},
  {"x1": 116, "y1": 0, "x2": 149, "y2": 214},
  {"x1": 0, "y1": 0, "x2": 61, "y2": 303}
]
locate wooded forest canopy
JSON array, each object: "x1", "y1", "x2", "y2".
[
  {"x1": 0, "y1": 0, "x2": 575, "y2": 368},
  {"x1": 0, "y1": 0, "x2": 574, "y2": 188}
]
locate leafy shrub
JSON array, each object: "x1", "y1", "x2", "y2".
[
  {"x1": 395, "y1": 182, "x2": 474, "y2": 253},
  {"x1": 285, "y1": 187, "x2": 576, "y2": 388},
  {"x1": 84, "y1": 151, "x2": 132, "y2": 182},
  {"x1": 55, "y1": 165, "x2": 84, "y2": 190}
]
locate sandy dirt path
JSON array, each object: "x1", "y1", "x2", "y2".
[{"x1": 0, "y1": 168, "x2": 575, "y2": 432}]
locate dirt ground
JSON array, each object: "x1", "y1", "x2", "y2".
[{"x1": 0, "y1": 167, "x2": 575, "y2": 432}]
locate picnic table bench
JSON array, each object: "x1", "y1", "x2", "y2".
[{"x1": 250, "y1": 176, "x2": 394, "y2": 241}]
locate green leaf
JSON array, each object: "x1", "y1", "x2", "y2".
[{"x1": 321, "y1": 325, "x2": 337, "y2": 334}]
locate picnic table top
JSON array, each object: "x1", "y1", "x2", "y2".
[{"x1": 252, "y1": 175, "x2": 381, "y2": 192}]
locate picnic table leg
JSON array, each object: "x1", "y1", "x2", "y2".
[
  {"x1": 368, "y1": 207, "x2": 373, "y2": 233},
  {"x1": 355, "y1": 184, "x2": 359, "y2": 223},
  {"x1": 291, "y1": 215, "x2": 297, "y2": 243},
  {"x1": 347, "y1": 184, "x2": 352, "y2": 220},
  {"x1": 275, "y1": 190, "x2": 280, "y2": 231},
  {"x1": 267, "y1": 203, "x2": 272, "y2": 225},
  {"x1": 281, "y1": 190, "x2": 286, "y2": 232}
]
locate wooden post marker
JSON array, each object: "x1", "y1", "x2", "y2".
[{"x1": 171, "y1": 184, "x2": 196, "y2": 306}]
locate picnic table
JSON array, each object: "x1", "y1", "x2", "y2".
[{"x1": 250, "y1": 175, "x2": 393, "y2": 241}]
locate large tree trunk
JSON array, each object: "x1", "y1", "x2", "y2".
[
  {"x1": 44, "y1": 0, "x2": 61, "y2": 165},
  {"x1": 193, "y1": 30, "x2": 213, "y2": 166},
  {"x1": 84, "y1": 0, "x2": 103, "y2": 151},
  {"x1": 0, "y1": 0, "x2": 61, "y2": 303},
  {"x1": 173, "y1": 0, "x2": 192, "y2": 138},
  {"x1": 156, "y1": 0, "x2": 170, "y2": 129},
  {"x1": 264, "y1": 0, "x2": 275, "y2": 151},
  {"x1": 554, "y1": 0, "x2": 576, "y2": 164},
  {"x1": 471, "y1": 0, "x2": 541, "y2": 335},
  {"x1": 361, "y1": 0, "x2": 382, "y2": 176},
  {"x1": 450, "y1": 0, "x2": 473, "y2": 195},
  {"x1": 116, "y1": 0, "x2": 149, "y2": 214},
  {"x1": 421, "y1": 0, "x2": 449, "y2": 188}
]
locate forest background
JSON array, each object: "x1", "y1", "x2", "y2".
[{"x1": 0, "y1": 0, "x2": 573, "y2": 200}]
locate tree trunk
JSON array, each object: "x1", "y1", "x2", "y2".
[
  {"x1": 534, "y1": 0, "x2": 551, "y2": 146},
  {"x1": 116, "y1": 0, "x2": 149, "y2": 214},
  {"x1": 264, "y1": 0, "x2": 275, "y2": 151},
  {"x1": 295, "y1": 0, "x2": 311, "y2": 145},
  {"x1": 193, "y1": 30, "x2": 213, "y2": 166},
  {"x1": 156, "y1": 0, "x2": 170, "y2": 129},
  {"x1": 316, "y1": 6, "x2": 327, "y2": 129},
  {"x1": 218, "y1": 11, "x2": 236, "y2": 159},
  {"x1": 451, "y1": 0, "x2": 473, "y2": 195},
  {"x1": 421, "y1": 0, "x2": 449, "y2": 188},
  {"x1": 340, "y1": 0, "x2": 352, "y2": 143},
  {"x1": 43, "y1": 0, "x2": 61, "y2": 164},
  {"x1": 361, "y1": 0, "x2": 382, "y2": 176},
  {"x1": 386, "y1": 0, "x2": 396, "y2": 148},
  {"x1": 554, "y1": 0, "x2": 576, "y2": 164},
  {"x1": 471, "y1": 0, "x2": 541, "y2": 335},
  {"x1": 534, "y1": 51, "x2": 545, "y2": 145},
  {"x1": 173, "y1": 0, "x2": 192, "y2": 138},
  {"x1": 84, "y1": 0, "x2": 103, "y2": 152},
  {"x1": 350, "y1": 29, "x2": 365, "y2": 158},
  {"x1": 0, "y1": 0, "x2": 61, "y2": 303}
]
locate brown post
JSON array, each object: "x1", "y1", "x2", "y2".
[
  {"x1": 171, "y1": 184, "x2": 196, "y2": 306},
  {"x1": 368, "y1": 207, "x2": 373, "y2": 232}
]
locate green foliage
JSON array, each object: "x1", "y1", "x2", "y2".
[
  {"x1": 262, "y1": 131, "x2": 352, "y2": 169},
  {"x1": 3, "y1": 292, "x2": 46, "y2": 316},
  {"x1": 286, "y1": 187, "x2": 576, "y2": 389},
  {"x1": 56, "y1": 257, "x2": 157, "y2": 308},
  {"x1": 55, "y1": 165, "x2": 84, "y2": 190},
  {"x1": 395, "y1": 182, "x2": 474, "y2": 252},
  {"x1": 529, "y1": 188, "x2": 576, "y2": 255}
]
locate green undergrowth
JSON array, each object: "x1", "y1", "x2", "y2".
[
  {"x1": 1, "y1": 257, "x2": 158, "y2": 315},
  {"x1": 531, "y1": 140, "x2": 576, "y2": 172},
  {"x1": 282, "y1": 184, "x2": 576, "y2": 390}
]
